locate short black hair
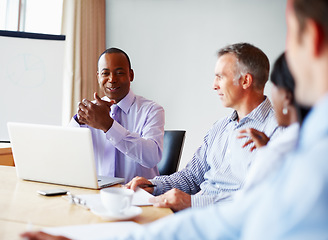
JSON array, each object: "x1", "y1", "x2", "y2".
[{"x1": 98, "y1": 47, "x2": 132, "y2": 69}]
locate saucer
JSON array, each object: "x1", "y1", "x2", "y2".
[{"x1": 91, "y1": 205, "x2": 142, "y2": 221}]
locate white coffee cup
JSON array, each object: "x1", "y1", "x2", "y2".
[{"x1": 100, "y1": 188, "x2": 134, "y2": 215}]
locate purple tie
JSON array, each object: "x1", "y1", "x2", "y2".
[
  {"x1": 101, "y1": 104, "x2": 120, "y2": 177},
  {"x1": 110, "y1": 104, "x2": 120, "y2": 123}
]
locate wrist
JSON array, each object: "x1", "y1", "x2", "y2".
[{"x1": 102, "y1": 119, "x2": 114, "y2": 133}]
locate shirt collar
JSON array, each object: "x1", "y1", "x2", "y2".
[
  {"x1": 298, "y1": 93, "x2": 328, "y2": 148},
  {"x1": 116, "y1": 90, "x2": 135, "y2": 114},
  {"x1": 229, "y1": 96, "x2": 273, "y2": 123},
  {"x1": 103, "y1": 90, "x2": 135, "y2": 114}
]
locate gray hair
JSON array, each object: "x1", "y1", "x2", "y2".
[{"x1": 218, "y1": 43, "x2": 270, "y2": 90}]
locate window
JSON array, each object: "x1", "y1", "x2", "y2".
[
  {"x1": 0, "y1": 0, "x2": 20, "y2": 31},
  {"x1": 0, "y1": 0, "x2": 63, "y2": 35}
]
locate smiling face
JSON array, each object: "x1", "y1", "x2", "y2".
[
  {"x1": 213, "y1": 53, "x2": 244, "y2": 109},
  {"x1": 97, "y1": 53, "x2": 134, "y2": 103}
]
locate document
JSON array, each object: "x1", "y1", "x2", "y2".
[
  {"x1": 131, "y1": 187, "x2": 154, "y2": 206},
  {"x1": 44, "y1": 221, "x2": 143, "y2": 239}
]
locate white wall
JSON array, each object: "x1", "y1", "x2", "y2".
[{"x1": 105, "y1": 0, "x2": 287, "y2": 170}]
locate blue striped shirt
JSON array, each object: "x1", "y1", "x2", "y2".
[{"x1": 151, "y1": 97, "x2": 279, "y2": 207}]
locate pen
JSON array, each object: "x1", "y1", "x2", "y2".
[{"x1": 139, "y1": 184, "x2": 157, "y2": 188}]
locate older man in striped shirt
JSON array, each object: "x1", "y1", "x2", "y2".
[{"x1": 127, "y1": 42, "x2": 280, "y2": 212}]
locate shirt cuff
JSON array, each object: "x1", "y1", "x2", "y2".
[
  {"x1": 105, "y1": 120, "x2": 128, "y2": 145},
  {"x1": 191, "y1": 191, "x2": 234, "y2": 208},
  {"x1": 73, "y1": 114, "x2": 79, "y2": 123},
  {"x1": 149, "y1": 179, "x2": 165, "y2": 196},
  {"x1": 191, "y1": 194, "x2": 215, "y2": 208},
  {"x1": 68, "y1": 116, "x2": 81, "y2": 127}
]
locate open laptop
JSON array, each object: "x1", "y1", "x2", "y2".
[{"x1": 7, "y1": 122, "x2": 124, "y2": 189}]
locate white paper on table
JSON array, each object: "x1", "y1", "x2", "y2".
[
  {"x1": 131, "y1": 187, "x2": 154, "y2": 206},
  {"x1": 72, "y1": 188, "x2": 154, "y2": 210},
  {"x1": 44, "y1": 221, "x2": 143, "y2": 240}
]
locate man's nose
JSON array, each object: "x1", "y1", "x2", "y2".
[
  {"x1": 213, "y1": 78, "x2": 220, "y2": 90},
  {"x1": 108, "y1": 73, "x2": 116, "y2": 83}
]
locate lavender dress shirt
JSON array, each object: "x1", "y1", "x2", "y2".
[{"x1": 69, "y1": 90, "x2": 165, "y2": 182}]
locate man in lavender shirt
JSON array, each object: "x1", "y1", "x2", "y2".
[{"x1": 69, "y1": 48, "x2": 165, "y2": 182}]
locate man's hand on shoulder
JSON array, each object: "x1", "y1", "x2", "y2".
[{"x1": 238, "y1": 128, "x2": 270, "y2": 151}]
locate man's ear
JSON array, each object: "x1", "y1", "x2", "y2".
[
  {"x1": 96, "y1": 71, "x2": 100, "y2": 84},
  {"x1": 242, "y1": 73, "x2": 253, "y2": 89},
  {"x1": 129, "y1": 69, "x2": 134, "y2": 82},
  {"x1": 307, "y1": 19, "x2": 325, "y2": 57}
]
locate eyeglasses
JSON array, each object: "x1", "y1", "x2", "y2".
[{"x1": 66, "y1": 192, "x2": 89, "y2": 210}]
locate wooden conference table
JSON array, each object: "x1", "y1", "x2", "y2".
[{"x1": 0, "y1": 166, "x2": 173, "y2": 240}]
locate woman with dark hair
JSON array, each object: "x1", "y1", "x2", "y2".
[{"x1": 237, "y1": 52, "x2": 309, "y2": 194}]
